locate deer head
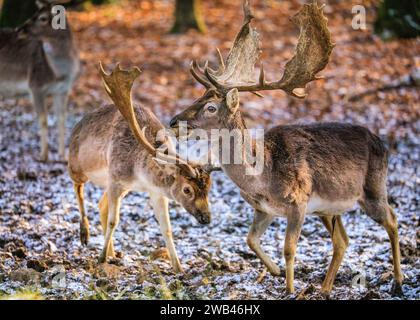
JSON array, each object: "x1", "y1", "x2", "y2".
[
  {"x1": 99, "y1": 63, "x2": 212, "y2": 224},
  {"x1": 170, "y1": 0, "x2": 334, "y2": 134},
  {"x1": 16, "y1": 0, "x2": 71, "y2": 40}
]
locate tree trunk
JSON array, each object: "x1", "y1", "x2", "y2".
[
  {"x1": 170, "y1": 0, "x2": 206, "y2": 34},
  {"x1": 90, "y1": 0, "x2": 115, "y2": 5},
  {"x1": 0, "y1": 0, "x2": 37, "y2": 28},
  {"x1": 374, "y1": 0, "x2": 420, "y2": 39}
]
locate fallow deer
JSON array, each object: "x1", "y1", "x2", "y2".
[
  {"x1": 68, "y1": 63, "x2": 212, "y2": 271},
  {"x1": 170, "y1": 1, "x2": 403, "y2": 294},
  {"x1": 0, "y1": 0, "x2": 80, "y2": 161}
]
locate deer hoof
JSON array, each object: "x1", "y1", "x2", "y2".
[
  {"x1": 286, "y1": 287, "x2": 295, "y2": 295},
  {"x1": 268, "y1": 265, "x2": 281, "y2": 276},
  {"x1": 38, "y1": 153, "x2": 49, "y2": 163},
  {"x1": 391, "y1": 281, "x2": 403, "y2": 296},
  {"x1": 320, "y1": 289, "x2": 331, "y2": 299},
  {"x1": 98, "y1": 254, "x2": 107, "y2": 264},
  {"x1": 173, "y1": 264, "x2": 184, "y2": 274},
  {"x1": 320, "y1": 282, "x2": 332, "y2": 295},
  {"x1": 59, "y1": 153, "x2": 68, "y2": 163},
  {"x1": 80, "y1": 226, "x2": 90, "y2": 246}
]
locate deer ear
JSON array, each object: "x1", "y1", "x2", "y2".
[
  {"x1": 226, "y1": 88, "x2": 239, "y2": 113},
  {"x1": 36, "y1": 0, "x2": 47, "y2": 9},
  {"x1": 178, "y1": 163, "x2": 197, "y2": 178}
]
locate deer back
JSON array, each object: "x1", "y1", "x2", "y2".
[
  {"x1": 267, "y1": 123, "x2": 387, "y2": 201},
  {"x1": 69, "y1": 104, "x2": 171, "y2": 185}
]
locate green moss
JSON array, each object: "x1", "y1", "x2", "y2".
[
  {"x1": 0, "y1": 288, "x2": 43, "y2": 300},
  {"x1": 0, "y1": 0, "x2": 37, "y2": 28},
  {"x1": 374, "y1": 0, "x2": 420, "y2": 39}
]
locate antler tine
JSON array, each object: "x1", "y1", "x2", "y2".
[
  {"x1": 190, "y1": 60, "x2": 213, "y2": 89},
  {"x1": 248, "y1": 64, "x2": 265, "y2": 98},
  {"x1": 203, "y1": 60, "x2": 221, "y2": 78},
  {"x1": 243, "y1": 0, "x2": 254, "y2": 23},
  {"x1": 99, "y1": 62, "x2": 157, "y2": 156},
  {"x1": 204, "y1": 65, "x2": 225, "y2": 91},
  {"x1": 190, "y1": 49, "x2": 225, "y2": 85},
  {"x1": 214, "y1": 48, "x2": 225, "y2": 75},
  {"x1": 204, "y1": 62, "x2": 264, "y2": 99},
  {"x1": 258, "y1": 63, "x2": 265, "y2": 86}
]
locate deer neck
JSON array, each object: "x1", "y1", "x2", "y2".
[
  {"x1": 42, "y1": 29, "x2": 79, "y2": 79},
  {"x1": 217, "y1": 111, "x2": 259, "y2": 189},
  {"x1": 146, "y1": 159, "x2": 177, "y2": 199}
]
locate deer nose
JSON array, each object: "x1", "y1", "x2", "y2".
[
  {"x1": 197, "y1": 214, "x2": 211, "y2": 225},
  {"x1": 169, "y1": 117, "x2": 178, "y2": 128}
]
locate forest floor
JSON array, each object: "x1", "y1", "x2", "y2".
[{"x1": 0, "y1": 0, "x2": 419, "y2": 300}]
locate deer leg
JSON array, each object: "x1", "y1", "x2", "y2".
[
  {"x1": 383, "y1": 205, "x2": 404, "y2": 294},
  {"x1": 150, "y1": 194, "x2": 183, "y2": 273},
  {"x1": 99, "y1": 185, "x2": 125, "y2": 263},
  {"x1": 319, "y1": 215, "x2": 349, "y2": 294},
  {"x1": 31, "y1": 91, "x2": 48, "y2": 162},
  {"x1": 360, "y1": 199, "x2": 403, "y2": 294},
  {"x1": 98, "y1": 192, "x2": 115, "y2": 258},
  {"x1": 284, "y1": 205, "x2": 305, "y2": 294},
  {"x1": 247, "y1": 210, "x2": 279, "y2": 276},
  {"x1": 74, "y1": 182, "x2": 90, "y2": 246},
  {"x1": 53, "y1": 93, "x2": 69, "y2": 161}
]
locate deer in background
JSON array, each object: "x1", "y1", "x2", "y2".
[
  {"x1": 68, "y1": 63, "x2": 212, "y2": 270},
  {"x1": 170, "y1": 1, "x2": 403, "y2": 294},
  {"x1": 0, "y1": 0, "x2": 80, "y2": 161}
]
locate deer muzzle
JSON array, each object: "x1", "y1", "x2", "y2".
[
  {"x1": 169, "y1": 117, "x2": 196, "y2": 138},
  {"x1": 194, "y1": 211, "x2": 211, "y2": 225},
  {"x1": 191, "y1": 198, "x2": 211, "y2": 225}
]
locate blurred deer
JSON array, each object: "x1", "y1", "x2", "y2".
[
  {"x1": 0, "y1": 0, "x2": 80, "y2": 161},
  {"x1": 170, "y1": 1, "x2": 403, "y2": 294},
  {"x1": 68, "y1": 63, "x2": 212, "y2": 271}
]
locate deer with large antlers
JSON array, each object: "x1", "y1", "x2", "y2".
[
  {"x1": 170, "y1": 1, "x2": 403, "y2": 294},
  {"x1": 0, "y1": 0, "x2": 80, "y2": 161},
  {"x1": 68, "y1": 63, "x2": 212, "y2": 270}
]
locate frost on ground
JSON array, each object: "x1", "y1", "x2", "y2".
[{"x1": 0, "y1": 99, "x2": 418, "y2": 300}]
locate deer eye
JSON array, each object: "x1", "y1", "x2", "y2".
[
  {"x1": 39, "y1": 16, "x2": 49, "y2": 23},
  {"x1": 207, "y1": 105, "x2": 217, "y2": 113}
]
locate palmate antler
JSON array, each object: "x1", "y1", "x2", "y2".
[
  {"x1": 190, "y1": 0, "x2": 260, "y2": 90},
  {"x1": 99, "y1": 62, "x2": 199, "y2": 177},
  {"x1": 99, "y1": 62, "x2": 157, "y2": 155},
  {"x1": 191, "y1": 0, "x2": 334, "y2": 98}
]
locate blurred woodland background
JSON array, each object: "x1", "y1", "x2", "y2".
[
  {"x1": 0, "y1": 0, "x2": 420, "y2": 140},
  {"x1": 0, "y1": 0, "x2": 418, "y2": 140},
  {"x1": 0, "y1": 0, "x2": 419, "y2": 300}
]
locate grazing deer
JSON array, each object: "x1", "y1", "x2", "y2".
[
  {"x1": 68, "y1": 63, "x2": 212, "y2": 271},
  {"x1": 170, "y1": 1, "x2": 403, "y2": 294},
  {"x1": 0, "y1": 0, "x2": 80, "y2": 161}
]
